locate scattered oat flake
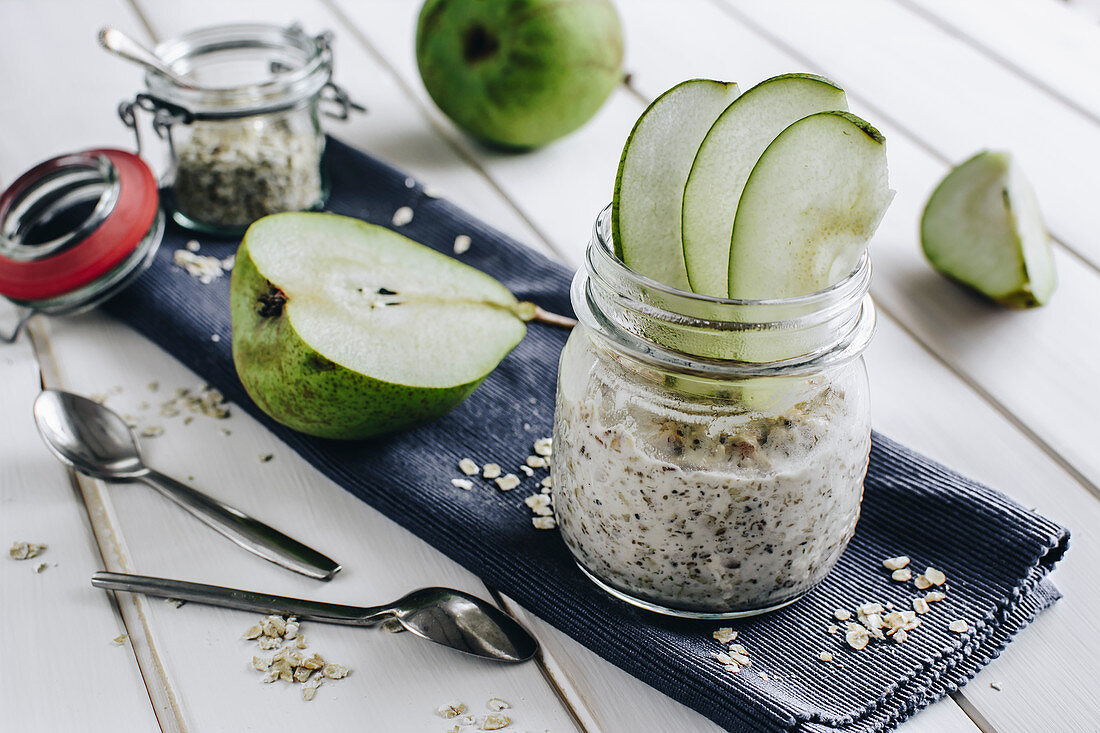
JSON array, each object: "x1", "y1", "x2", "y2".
[
  {"x1": 519, "y1": 465, "x2": 534, "y2": 477},
  {"x1": 380, "y1": 618, "x2": 405, "y2": 633},
  {"x1": 486, "y1": 698, "x2": 510, "y2": 711},
  {"x1": 525, "y1": 455, "x2": 547, "y2": 469},
  {"x1": 244, "y1": 625, "x2": 263, "y2": 640},
  {"x1": 392, "y1": 206, "x2": 414, "y2": 226},
  {"x1": 252, "y1": 656, "x2": 271, "y2": 671},
  {"x1": 893, "y1": 629, "x2": 909, "y2": 643},
  {"x1": 540, "y1": 476, "x2": 553, "y2": 489},
  {"x1": 259, "y1": 453, "x2": 274, "y2": 463},
  {"x1": 322, "y1": 663, "x2": 348, "y2": 679},
  {"x1": 758, "y1": 671, "x2": 769, "y2": 680},
  {"x1": 833, "y1": 609, "x2": 851, "y2": 621},
  {"x1": 925, "y1": 591, "x2": 947, "y2": 603},
  {"x1": 437, "y1": 702, "x2": 467, "y2": 719},
  {"x1": 186, "y1": 239, "x2": 201, "y2": 252},
  {"x1": 533, "y1": 438, "x2": 552, "y2": 456},
  {"x1": 713, "y1": 627, "x2": 738, "y2": 644},
  {"x1": 9, "y1": 541, "x2": 46, "y2": 560},
  {"x1": 481, "y1": 712, "x2": 511, "y2": 730},
  {"x1": 451, "y1": 478, "x2": 474, "y2": 491},
  {"x1": 482, "y1": 463, "x2": 502, "y2": 479},
  {"x1": 458, "y1": 458, "x2": 479, "y2": 475},
  {"x1": 112, "y1": 634, "x2": 128, "y2": 645},
  {"x1": 34, "y1": 562, "x2": 48, "y2": 573},
  {"x1": 532, "y1": 516, "x2": 556, "y2": 530},
  {"x1": 882, "y1": 556, "x2": 910, "y2": 571},
  {"x1": 819, "y1": 651, "x2": 833, "y2": 662},
  {"x1": 889, "y1": 568, "x2": 911, "y2": 582},
  {"x1": 453, "y1": 234, "x2": 472, "y2": 254},
  {"x1": 827, "y1": 625, "x2": 840, "y2": 634},
  {"x1": 140, "y1": 426, "x2": 164, "y2": 438},
  {"x1": 173, "y1": 249, "x2": 226, "y2": 284},
  {"x1": 948, "y1": 619, "x2": 969, "y2": 633},
  {"x1": 211, "y1": 334, "x2": 221, "y2": 343},
  {"x1": 845, "y1": 623, "x2": 870, "y2": 650},
  {"x1": 912, "y1": 598, "x2": 930, "y2": 614},
  {"x1": 924, "y1": 567, "x2": 947, "y2": 586},
  {"x1": 495, "y1": 474, "x2": 521, "y2": 491},
  {"x1": 914, "y1": 574, "x2": 932, "y2": 590}
]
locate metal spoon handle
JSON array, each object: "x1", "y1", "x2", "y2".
[
  {"x1": 97, "y1": 27, "x2": 196, "y2": 88},
  {"x1": 92, "y1": 572, "x2": 384, "y2": 625},
  {"x1": 136, "y1": 469, "x2": 341, "y2": 581}
]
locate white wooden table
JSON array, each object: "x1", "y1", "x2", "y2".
[{"x1": 2, "y1": 1, "x2": 1098, "y2": 731}]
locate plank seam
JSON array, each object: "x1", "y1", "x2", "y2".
[
  {"x1": 704, "y1": 0, "x2": 1100, "y2": 279},
  {"x1": 873, "y1": 299, "x2": 1100, "y2": 503},
  {"x1": 890, "y1": 0, "x2": 1100, "y2": 130},
  {"x1": 318, "y1": 0, "x2": 568, "y2": 263}
]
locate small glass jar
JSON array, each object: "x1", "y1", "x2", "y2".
[
  {"x1": 551, "y1": 206, "x2": 876, "y2": 619},
  {"x1": 119, "y1": 23, "x2": 361, "y2": 236}
]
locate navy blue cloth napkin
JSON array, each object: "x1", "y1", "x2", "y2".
[{"x1": 103, "y1": 138, "x2": 1069, "y2": 732}]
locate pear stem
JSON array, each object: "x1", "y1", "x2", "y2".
[{"x1": 530, "y1": 305, "x2": 577, "y2": 330}]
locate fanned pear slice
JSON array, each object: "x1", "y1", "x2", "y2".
[
  {"x1": 727, "y1": 111, "x2": 893, "y2": 299},
  {"x1": 921, "y1": 150, "x2": 1056, "y2": 308},
  {"x1": 612, "y1": 79, "x2": 740, "y2": 291},
  {"x1": 682, "y1": 74, "x2": 848, "y2": 297},
  {"x1": 231, "y1": 213, "x2": 527, "y2": 439}
]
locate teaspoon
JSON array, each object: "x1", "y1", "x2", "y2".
[
  {"x1": 92, "y1": 571, "x2": 539, "y2": 663},
  {"x1": 97, "y1": 27, "x2": 198, "y2": 89},
  {"x1": 34, "y1": 389, "x2": 341, "y2": 580}
]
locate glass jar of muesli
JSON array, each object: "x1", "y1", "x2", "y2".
[
  {"x1": 118, "y1": 23, "x2": 362, "y2": 236},
  {"x1": 551, "y1": 205, "x2": 876, "y2": 619}
]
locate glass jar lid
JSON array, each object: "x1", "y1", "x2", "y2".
[
  {"x1": 0, "y1": 149, "x2": 162, "y2": 332},
  {"x1": 145, "y1": 23, "x2": 333, "y2": 118}
]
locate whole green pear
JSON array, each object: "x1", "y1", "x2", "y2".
[
  {"x1": 415, "y1": 0, "x2": 624, "y2": 148},
  {"x1": 230, "y1": 213, "x2": 527, "y2": 440}
]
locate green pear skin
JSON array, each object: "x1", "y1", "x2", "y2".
[{"x1": 416, "y1": 0, "x2": 623, "y2": 148}]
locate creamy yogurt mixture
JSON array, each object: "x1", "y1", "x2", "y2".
[{"x1": 552, "y1": 342, "x2": 870, "y2": 613}]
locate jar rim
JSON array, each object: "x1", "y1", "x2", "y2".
[
  {"x1": 575, "y1": 204, "x2": 877, "y2": 375},
  {"x1": 147, "y1": 23, "x2": 331, "y2": 116}
]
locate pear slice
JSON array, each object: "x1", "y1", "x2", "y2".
[
  {"x1": 727, "y1": 111, "x2": 893, "y2": 300},
  {"x1": 682, "y1": 74, "x2": 848, "y2": 297},
  {"x1": 921, "y1": 150, "x2": 1056, "y2": 308},
  {"x1": 612, "y1": 79, "x2": 740, "y2": 291},
  {"x1": 230, "y1": 212, "x2": 527, "y2": 440}
]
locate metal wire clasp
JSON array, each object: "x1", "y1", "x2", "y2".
[{"x1": 118, "y1": 94, "x2": 192, "y2": 157}]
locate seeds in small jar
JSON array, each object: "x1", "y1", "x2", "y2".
[{"x1": 173, "y1": 119, "x2": 323, "y2": 230}]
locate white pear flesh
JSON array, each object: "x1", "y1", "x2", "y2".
[
  {"x1": 612, "y1": 78, "x2": 740, "y2": 291},
  {"x1": 727, "y1": 111, "x2": 893, "y2": 300},
  {"x1": 921, "y1": 150, "x2": 1056, "y2": 308},
  {"x1": 682, "y1": 74, "x2": 848, "y2": 297},
  {"x1": 244, "y1": 213, "x2": 525, "y2": 388}
]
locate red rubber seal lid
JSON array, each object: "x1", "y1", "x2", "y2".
[{"x1": 0, "y1": 149, "x2": 159, "y2": 301}]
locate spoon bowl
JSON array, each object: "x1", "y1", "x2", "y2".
[
  {"x1": 390, "y1": 587, "x2": 539, "y2": 663},
  {"x1": 34, "y1": 389, "x2": 146, "y2": 479}
]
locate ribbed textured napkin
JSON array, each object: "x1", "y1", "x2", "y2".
[{"x1": 102, "y1": 138, "x2": 1068, "y2": 732}]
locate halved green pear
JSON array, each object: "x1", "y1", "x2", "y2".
[
  {"x1": 921, "y1": 150, "x2": 1056, "y2": 308},
  {"x1": 682, "y1": 74, "x2": 848, "y2": 297},
  {"x1": 230, "y1": 213, "x2": 527, "y2": 440},
  {"x1": 727, "y1": 111, "x2": 893, "y2": 299},
  {"x1": 612, "y1": 79, "x2": 740, "y2": 291}
]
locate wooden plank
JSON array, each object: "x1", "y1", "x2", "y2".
[
  {"x1": 0, "y1": 320, "x2": 161, "y2": 731},
  {"x1": 35, "y1": 307, "x2": 584, "y2": 733},
  {"x1": 894, "y1": 0, "x2": 1100, "y2": 123},
  {"x1": 709, "y1": 0, "x2": 1100, "y2": 272}
]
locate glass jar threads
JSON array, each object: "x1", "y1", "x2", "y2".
[
  {"x1": 550, "y1": 206, "x2": 876, "y2": 619},
  {"x1": 0, "y1": 149, "x2": 163, "y2": 342},
  {"x1": 119, "y1": 23, "x2": 362, "y2": 236}
]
